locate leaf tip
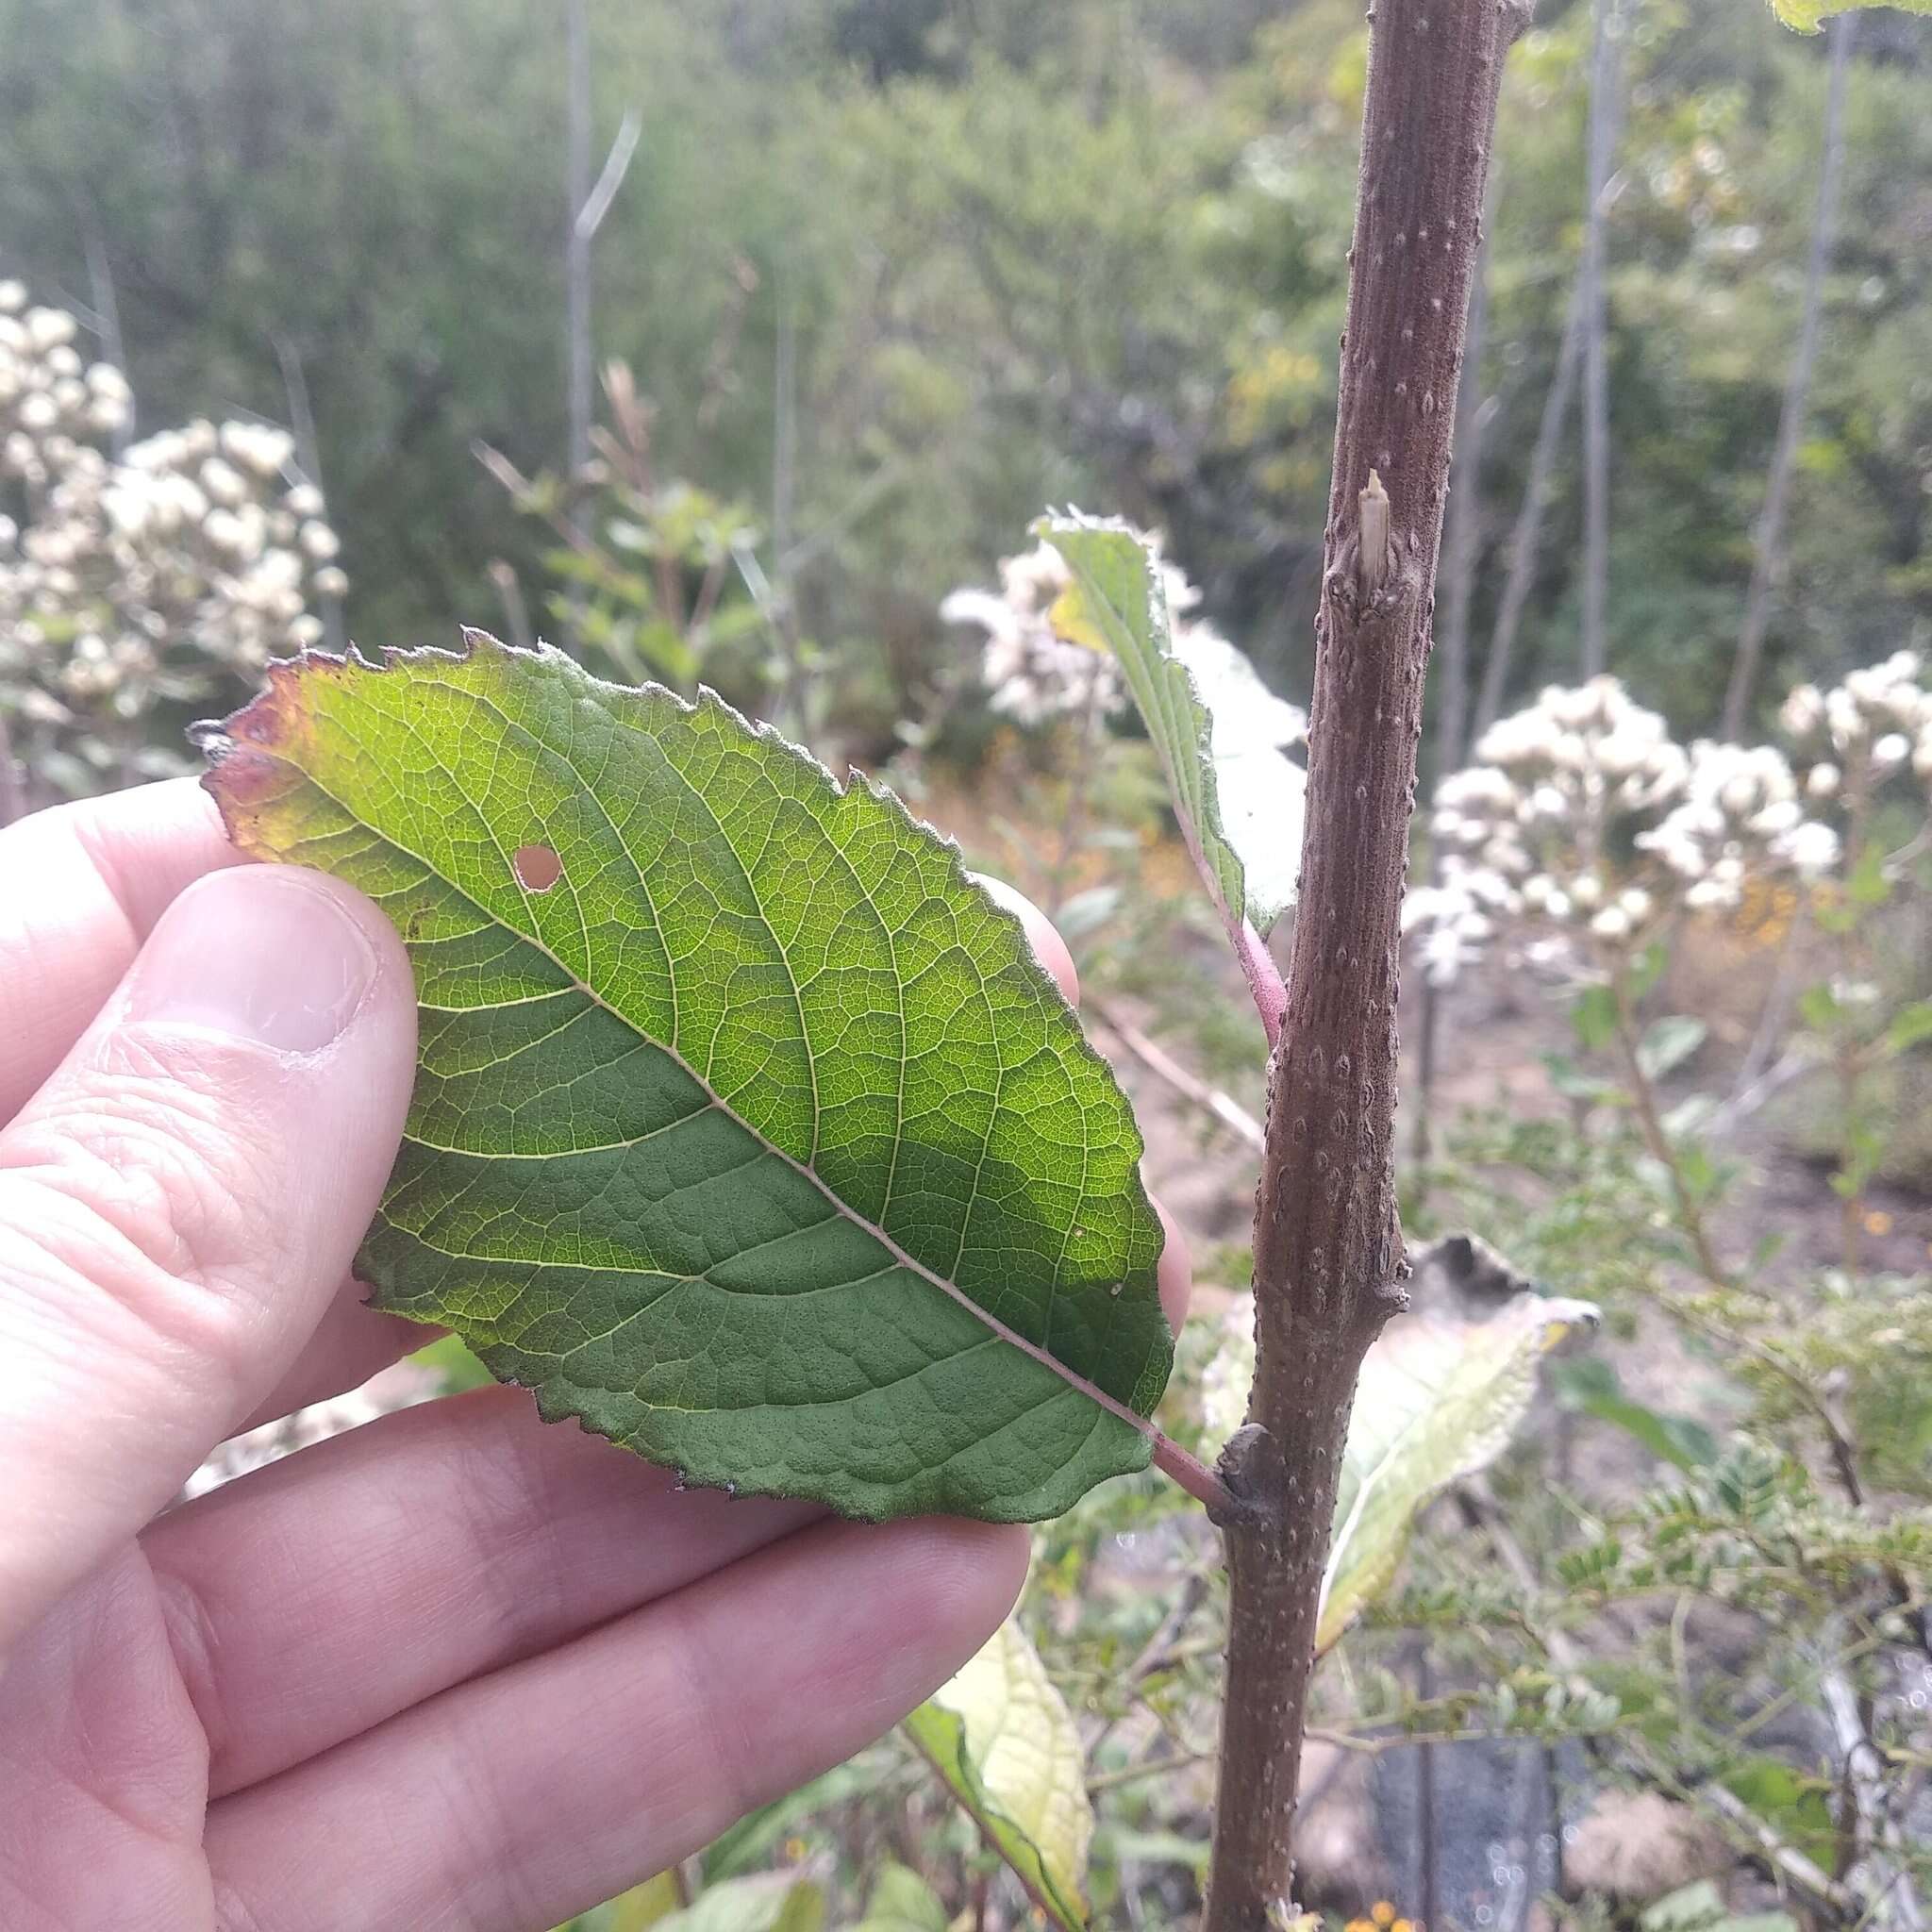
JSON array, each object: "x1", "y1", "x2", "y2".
[{"x1": 194, "y1": 646, "x2": 354, "y2": 844}]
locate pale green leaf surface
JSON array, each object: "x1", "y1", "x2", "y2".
[
  {"x1": 1768, "y1": 0, "x2": 1929, "y2": 29},
  {"x1": 904, "y1": 1616, "x2": 1092, "y2": 1930},
  {"x1": 657, "y1": 1874, "x2": 824, "y2": 1932},
  {"x1": 851, "y1": 1864, "x2": 948, "y2": 1932},
  {"x1": 1638, "y1": 1015, "x2": 1707, "y2": 1083},
  {"x1": 1642, "y1": 1880, "x2": 1797, "y2": 1932},
  {"x1": 576, "y1": 1873, "x2": 681, "y2": 1932},
  {"x1": 198, "y1": 636, "x2": 1171, "y2": 1522},
  {"x1": 1036, "y1": 514, "x2": 1305, "y2": 936},
  {"x1": 1202, "y1": 1287, "x2": 1598, "y2": 1650}
]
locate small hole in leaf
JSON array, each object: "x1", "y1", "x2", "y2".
[{"x1": 513, "y1": 843, "x2": 562, "y2": 892}]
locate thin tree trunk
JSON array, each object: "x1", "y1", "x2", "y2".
[
  {"x1": 274, "y1": 334, "x2": 344, "y2": 653},
  {"x1": 771, "y1": 258, "x2": 811, "y2": 738},
  {"x1": 1415, "y1": 177, "x2": 1497, "y2": 1174},
  {"x1": 1436, "y1": 175, "x2": 1497, "y2": 774},
  {"x1": 565, "y1": 0, "x2": 591, "y2": 496},
  {"x1": 1474, "y1": 276, "x2": 1583, "y2": 739},
  {"x1": 82, "y1": 216, "x2": 132, "y2": 456},
  {"x1": 0, "y1": 707, "x2": 25, "y2": 828},
  {"x1": 1203, "y1": 4, "x2": 1525, "y2": 1923},
  {"x1": 1579, "y1": 0, "x2": 1622, "y2": 679},
  {"x1": 1721, "y1": 16, "x2": 1855, "y2": 741}
]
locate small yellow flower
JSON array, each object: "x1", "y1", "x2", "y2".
[
  {"x1": 782, "y1": 1835, "x2": 808, "y2": 1862},
  {"x1": 1373, "y1": 1906, "x2": 1398, "y2": 1929},
  {"x1": 1864, "y1": 1209, "x2": 1893, "y2": 1237},
  {"x1": 1346, "y1": 1918, "x2": 1376, "y2": 1932}
]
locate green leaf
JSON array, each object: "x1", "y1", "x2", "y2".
[
  {"x1": 198, "y1": 636, "x2": 1171, "y2": 1523},
  {"x1": 1035, "y1": 513, "x2": 1305, "y2": 939},
  {"x1": 1571, "y1": 984, "x2": 1620, "y2": 1055},
  {"x1": 1629, "y1": 943, "x2": 1669, "y2": 1003},
  {"x1": 904, "y1": 1616, "x2": 1093, "y2": 1929},
  {"x1": 1642, "y1": 1881, "x2": 1797, "y2": 1932},
  {"x1": 1637, "y1": 1015, "x2": 1707, "y2": 1083},
  {"x1": 1201, "y1": 1286, "x2": 1598, "y2": 1647},
  {"x1": 1769, "y1": 0, "x2": 1930, "y2": 32},
  {"x1": 1095, "y1": 1828, "x2": 1211, "y2": 1875},
  {"x1": 1798, "y1": 981, "x2": 1843, "y2": 1033},
  {"x1": 701, "y1": 1759, "x2": 880, "y2": 1883},
  {"x1": 600, "y1": 1874, "x2": 684, "y2": 1931},
  {"x1": 1886, "y1": 999, "x2": 1932, "y2": 1055},
  {"x1": 1848, "y1": 839, "x2": 1893, "y2": 908},
  {"x1": 1550, "y1": 1357, "x2": 1718, "y2": 1472},
  {"x1": 657, "y1": 1874, "x2": 824, "y2": 1932},
  {"x1": 1541, "y1": 1052, "x2": 1619, "y2": 1105},
  {"x1": 852, "y1": 1865, "x2": 948, "y2": 1932},
  {"x1": 1720, "y1": 1751, "x2": 1838, "y2": 1865}
]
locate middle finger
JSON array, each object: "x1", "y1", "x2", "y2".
[{"x1": 145, "y1": 1386, "x2": 822, "y2": 1797}]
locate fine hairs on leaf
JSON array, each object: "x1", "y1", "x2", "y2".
[{"x1": 197, "y1": 631, "x2": 1175, "y2": 1524}]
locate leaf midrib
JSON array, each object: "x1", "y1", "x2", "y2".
[
  {"x1": 1059, "y1": 540, "x2": 1243, "y2": 931},
  {"x1": 280, "y1": 716, "x2": 1158, "y2": 1453}
]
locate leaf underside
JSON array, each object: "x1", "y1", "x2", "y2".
[
  {"x1": 1036, "y1": 513, "x2": 1304, "y2": 937},
  {"x1": 903, "y1": 1617, "x2": 1092, "y2": 1930},
  {"x1": 1202, "y1": 1270, "x2": 1597, "y2": 1651},
  {"x1": 1319, "y1": 1291, "x2": 1598, "y2": 1650},
  {"x1": 198, "y1": 634, "x2": 1172, "y2": 1523}
]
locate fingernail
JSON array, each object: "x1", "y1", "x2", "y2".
[{"x1": 127, "y1": 867, "x2": 380, "y2": 1054}]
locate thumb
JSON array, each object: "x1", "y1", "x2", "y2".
[{"x1": 0, "y1": 863, "x2": 415, "y2": 1652}]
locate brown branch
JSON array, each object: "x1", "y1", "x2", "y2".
[
  {"x1": 1203, "y1": 5, "x2": 1521, "y2": 1924},
  {"x1": 1090, "y1": 998, "x2": 1265, "y2": 1151},
  {"x1": 1822, "y1": 1654, "x2": 1928, "y2": 1931},
  {"x1": 1606, "y1": 963, "x2": 1728, "y2": 1285},
  {"x1": 1578, "y1": 0, "x2": 1624, "y2": 678},
  {"x1": 0, "y1": 706, "x2": 24, "y2": 828},
  {"x1": 1473, "y1": 275, "x2": 1583, "y2": 739},
  {"x1": 1722, "y1": 15, "x2": 1855, "y2": 741}
]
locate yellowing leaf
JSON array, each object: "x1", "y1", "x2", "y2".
[
  {"x1": 198, "y1": 637, "x2": 1172, "y2": 1524},
  {"x1": 1320, "y1": 1292, "x2": 1596, "y2": 1648},
  {"x1": 904, "y1": 1617, "x2": 1092, "y2": 1930},
  {"x1": 1768, "y1": 0, "x2": 1929, "y2": 29},
  {"x1": 1201, "y1": 1282, "x2": 1597, "y2": 1650},
  {"x1": 600, "y1": 1874, "x2": 684, "y2": 1931}
]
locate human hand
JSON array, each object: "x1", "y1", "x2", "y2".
[{"x1": 0, "y1": 777, "x2": 1190, "y2": 1930}]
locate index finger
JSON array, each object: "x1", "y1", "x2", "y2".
[{"x1": 0, "y1": 776, "x2": 243, "y2": 1121}]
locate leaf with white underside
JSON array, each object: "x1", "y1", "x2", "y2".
[
  {"x1": 1768, "y1": 0, "x2": 1927, "y2": 29},
  {"x1": 197, "y1": 634, "x2": 1172, "y2": 1523},
  {"x1": 1203, "y1": 1285, "x2": 1598, "y2": 1651},
  {"x1": 1036, "y1": 513, "x2": 1306, "y2": 940},
  {"x1": 904, "y1": 1616, "x2": 1093, "y2": 1930}
]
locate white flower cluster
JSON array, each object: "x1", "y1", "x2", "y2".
[
  {"x1": 1778, "y1": 650, "x2": 1932, "y2": 798},
  {"x1": 1411, "y1": 675, "x2": 1839, "y2": 986},
  {"x1": 0, "y1": 280, "x2": 132, "y2": 477},
  {"x1": 942, "y1": 541, "x2": 1125, "y2": 726},
  {"x1": 1637, "y1": 740, "x2": 1839, "y2": 909},
  {"x1": 1, "y1": 288, "x2": 343, "y2": 793}
]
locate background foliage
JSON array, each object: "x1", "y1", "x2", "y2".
[{"x1": 5, "y1": 0, "x2": 1930, "y2": 756}]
